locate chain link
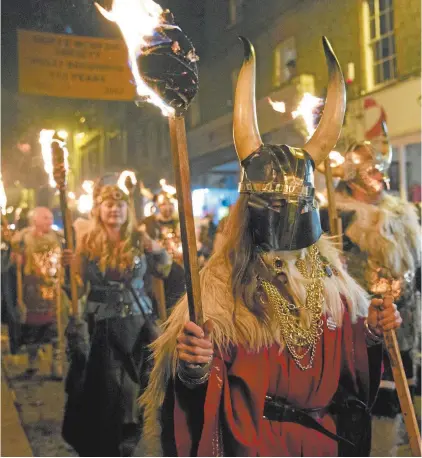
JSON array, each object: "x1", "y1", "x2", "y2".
[{"x1": 260, "y1": 245, "x2": 326, "y2": 370}]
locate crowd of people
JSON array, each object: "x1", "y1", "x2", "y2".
[{"x1": 0, "y1": 37, "x2": 420, "y2": 458}]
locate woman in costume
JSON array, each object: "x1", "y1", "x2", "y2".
[
  {"x1": 138, "y1": 37, "x2": 402, "y2": 457},
  {"x1": 62, "y1": 183, "x2": 171, "y2": 457}
]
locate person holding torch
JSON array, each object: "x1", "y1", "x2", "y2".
[
  {"x1": 320, "y1": 127, "x2": 421, "y2": 456},
  {"x1": 138, "y1": 37, "x2": 403, "y2": 457}
]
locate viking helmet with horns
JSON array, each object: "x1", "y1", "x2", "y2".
[
  {"x1": 342, "y1": 121, "x2": 392, "y2": 195},
  {"x1": 234, "y1": 37, "x2": 346, "y2": 251}
]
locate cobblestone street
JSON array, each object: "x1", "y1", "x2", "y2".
[{"x1": 2, "y1": 327, "x2": 77, "y2": 457}]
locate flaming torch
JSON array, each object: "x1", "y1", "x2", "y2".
[
  {"x1": 50, "y1": 133, "x2": 79, "y2": 317},
  {"x1": 40, "y1": 129, "x2": 69, "y2": 188},
  {"x1": 96, "y1": 0, "x2": 203, "y2": 324}
]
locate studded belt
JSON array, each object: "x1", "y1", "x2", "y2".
[
  {"x1": 263, "y1": 395, "x2": 354, "y2": 446},
  {"x1": 87, "y1": 300, "x2": 142, "y2": 322}
]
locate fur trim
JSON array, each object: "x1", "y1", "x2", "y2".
[
  {"x1": 137, "y1": 236, "x2": 369, "y2": 456},
  {"x1": 335, "y1": 193, "x2": 421, "y2": 277}
]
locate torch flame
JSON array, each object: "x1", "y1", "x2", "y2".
[
  {"x1": 82, "y1": 180, "x2": 94, "y2": 195},
  {"x1": 292, "y1": 93, "x2": 323, "y2": 140},
  {"x1": 159, "y1": 178, "x2": 176, "y2": 195},
  {"x1": 77, "y1": 180, "x2": 95, "y2": 214},
  {"x1": 328, "y1": 150, "x2": 345, "y2": 167},
  {"x1": 0, "y1": 174, "x2": 7, "y2": 215},
  {"x1": 39, "y1": 129, "x2": 69, "y2": 188},
  {"x1": 117, "y1": 170, "x2": 137, "y2": 195},
  {"x1": 95, "y1": 0, "x2": 176, "y2": 117},
  {"x1": 268, "y1": 98, "x2": 286, "y2": 113}
]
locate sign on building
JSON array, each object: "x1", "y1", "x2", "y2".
[{"x1": 18, "y1": 29, "x2": 135, "y2": 101}]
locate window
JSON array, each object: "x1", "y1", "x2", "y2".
[
  {"x1": 273, "y1": 37, "x2": 296, "y2": 87},
  {"x1": 367, "y1": 0, "x2": 396, "y2": 86},
  {"x1": 228, "y1": 0, "x2": 243, "y2": 26}
]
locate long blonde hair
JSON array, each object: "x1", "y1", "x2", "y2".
[{"x1": 80, "y1": 197, "x2": 141, "y2": 273}]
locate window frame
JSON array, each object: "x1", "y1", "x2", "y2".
[
  {"x1": 272, "y1": 37, "x2": 297, "y2": 88},
  {"x1": 228, "y1": 0, "x2": 244, "y2": 27},
  {"x1": 366, "y1": 0, "x2": 397, "y2": 88}
]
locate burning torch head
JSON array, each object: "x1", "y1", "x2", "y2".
[
  {"x1": 96, "y1": 0, "x2": 199, "y2": 115},
  {"x1": 234, "y1": 37, "x2": 346, "y2": 251},
  {"x1": 343, "y1": 121, "x2": 392, "y2": 196},
  {"x1": 136, "y1": 12, "x2": 199, "y2": 113}
]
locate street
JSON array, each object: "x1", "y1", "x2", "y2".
[
  {"x1": 2, "y1": 326, "x2": 77, "y2": 457},
  {"x1": 1, "y1": 323, "x2": 419, "y2": 457}
]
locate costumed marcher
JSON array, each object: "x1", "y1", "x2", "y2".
[
  {"x1": 10, "y1": 207, "x2": 64, "y2": 379},
  {"x1": 197, "y1": 213, "x2": 217, "y2": 263},
  {"x1": 320, "y1": 125, "x2": 421, "y2": 456},
  {"x1": 138, "y1": 37, "x2": 402, "y2": 457},
  {"x1": 1, "y1": 215, "x2": 20, "y2": 356},
  {"x1": 61, "y1": 183, "x2": 172, "y2": 457},
  {"x1": 143, "y1": 191, "x2": 186, "y2": 311}
]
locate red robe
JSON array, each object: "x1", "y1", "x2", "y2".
[{"x1": 171, "y1": 311, "x2": 382, "y2": 457}]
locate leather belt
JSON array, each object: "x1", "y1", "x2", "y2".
[
  {"x1": 88, "y1": 289, "x2": 128, "y2": 304},
  {"x1": 263, "y1": 395, "x2": 354, "y2": 447}
]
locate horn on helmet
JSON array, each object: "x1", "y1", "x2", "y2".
[
  {"x1": 233, "y1": 36, "x2": 263, "y2": 162},
  {"x1": 304, "y1": 37, "x2": 346, "y2": 167}
]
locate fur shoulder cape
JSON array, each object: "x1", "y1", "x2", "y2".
[{"x1": 335, "y1": 192, "x2": 421, "y2": 277}]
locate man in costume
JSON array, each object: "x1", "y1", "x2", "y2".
[
  {"x1": 11, "y1": 207, "x2": 64, "y2": 379},
  {"x1": 320, "y1": 126, "x2": 421, "y2": 456},
  {"x1": 1, "y1": 215, "x2": 20, "y2": 356},
  {"x1": 138, "y1": 37, "x2": 402, "y2": 457},
  {"x1": 143, "y1": 191, "x2": 179, "y2": 242}
]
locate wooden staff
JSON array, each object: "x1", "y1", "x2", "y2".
[
  {"x1": 15, "y1": 247, "x2": 26, "y2": 323},
  {"x1": 383, "y1": 327, "x2": 421, "y2": 456},
  {"x1": 168, "y1": 115, "x2": 203, "y2": 326},
  {"x1": 51, "y1": 135, "x2": 79, "y2": 317},
  {"x1": 323, "y1": 158, "x2": 343, "y2": 249},
  {"x1": 152, "y1": 277, "x2": 167, "y2": 322},
  {"x1": 55, "y1": 264, "x2": 64, "y2": 358},
  {"x1": 370, "y1": 269, "x2": 421, "y2": 456}
]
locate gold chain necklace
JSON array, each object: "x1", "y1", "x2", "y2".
[{"x1": 259, "y1": 245, "x2": 326, "y2": 370}]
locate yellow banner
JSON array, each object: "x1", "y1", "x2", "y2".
[{"x1": 18, "y1": 29, "x2": 136, "y2": 101}]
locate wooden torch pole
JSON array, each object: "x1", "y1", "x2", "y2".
[
  {"x1": 370, "y1": 269, "x2": 422, "y2": 457},
  {"x1": 323, "y1": 158, "x2": 343, "y2": 249},
  {"x1": 168, "y1": 115, "x2": 203, "y2": 326},
  {"x1": 51, "y1": 136, "x2": 79, "y2": 317},
  {"x1": 383, "y1": 327, "x2": 421, "y2": 456}
]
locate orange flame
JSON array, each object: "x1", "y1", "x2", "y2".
[
  {"x1": 159, "y1": 178, "x2": 176, "y2": 195},
  {"x1": 292, "y1": 93, "x2": 322, "y2": 139},
  {"x1": 0, "y1": 173, "x2": 6, "y2": 214},
  {"x1": 118, "y1": 170, "x2": 137, "y2": 194},
  {"x1": 95, "y1": 0, "x2": 175, "y2": 116},
  {"x1": 39, "y1": 129, "x2": 69, "y2": 188},
  {"x1": 268, "y1": 98, "x2": 286, "y2": 113}
]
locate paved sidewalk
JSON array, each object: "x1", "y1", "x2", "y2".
[{"x1": 1, "y1": 370, "x2": 33, "y2": 457}]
